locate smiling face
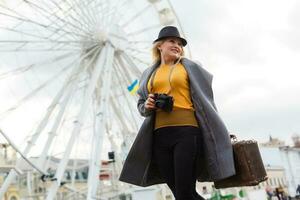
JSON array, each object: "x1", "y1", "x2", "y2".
[{"x1": 158, "y1": 37, "x2": 183, "y2": 64}]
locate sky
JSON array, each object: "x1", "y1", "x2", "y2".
[{"x1": 171, "y1": 0, "x2": 300, "y2": 144}]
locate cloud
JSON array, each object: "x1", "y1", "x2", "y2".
[
  {"x1": 275, "y1": 1, "x2": 300, "y2": 51},
  {"x1": 173, "y1": 0, "x2": 300, "y2": 143}
]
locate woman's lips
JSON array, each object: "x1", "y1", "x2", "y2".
[{"x1": 171, "y1": 49, "x2": 179, "y2": 53}]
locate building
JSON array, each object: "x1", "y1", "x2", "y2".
[
  {"x1": 0, "y1": 144, "x2": 123, "y2": 200},
  {"x1": 260, "y1": 135, "x2": 285, "y2": 147}
]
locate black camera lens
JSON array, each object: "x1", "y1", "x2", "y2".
[{"x1": 153, "y1": 93, "x2": 173, "y2": 112}]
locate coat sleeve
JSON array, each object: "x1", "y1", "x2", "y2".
[
  {"x1": 136, "y1": 69, "x2": 155, "y2": 117},
  {"x1": 137, "y1": 96, "x2": 154, "y2": 117},
  {"x1": 194, "y1": 60, "x2": 218, "y2": 112}
]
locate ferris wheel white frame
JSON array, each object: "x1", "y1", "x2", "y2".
[{"x1": 0, "y1": 0, "x2": 191, "y2": 199}]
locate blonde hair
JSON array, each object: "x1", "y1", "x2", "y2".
[{"x1": 151, "y1": 39, "x2": 185, "y2": 63}]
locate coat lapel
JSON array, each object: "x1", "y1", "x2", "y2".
[{"x1": 137, "y1": 61, "x2": 160, "y2": 100}]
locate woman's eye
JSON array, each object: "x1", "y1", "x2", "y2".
[{"x1": 169, "y1": 39, "x2": 181, "y2": 46}]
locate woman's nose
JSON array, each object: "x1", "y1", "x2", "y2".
[{"x1": 174, "y1": 42, "x2": 182, "y2": 48}]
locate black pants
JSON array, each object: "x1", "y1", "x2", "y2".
[{"x1": 153, "y1": 126, "x2": 204, "y2": 200}]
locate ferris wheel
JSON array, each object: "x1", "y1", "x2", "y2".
[{"x1": 0, "y1": 0, "x2": 190, "y2": 199}]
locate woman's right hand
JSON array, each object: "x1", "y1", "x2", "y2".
[{"x1": 144, "y1": 93, "x2": 156, "y2": 111}]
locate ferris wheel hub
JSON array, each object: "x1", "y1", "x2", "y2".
[
  {"x1": 95, "y1": 29, "x2": 108, "y2": 42},
  {"x1": 108, "y1": 25, "x2": 129, "y2": 51}
]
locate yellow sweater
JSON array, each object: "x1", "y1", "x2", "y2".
[{"x1": 147, "y1": 63, "x2": 199, "y2": 130}]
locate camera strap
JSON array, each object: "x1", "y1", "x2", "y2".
[{"x1": 149, "y1": 57, "x2": 182, "y2": 95}]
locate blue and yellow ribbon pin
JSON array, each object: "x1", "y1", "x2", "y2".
[{"x1": 127, "y1": 79, "x2": 139, "y2": 94}]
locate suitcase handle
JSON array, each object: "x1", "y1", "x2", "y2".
[{"x1": 230, "y1": 134, "x2": 237, "y2": 142}]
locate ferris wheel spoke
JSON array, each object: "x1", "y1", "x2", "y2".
[
  {"x1": 103, "y1": 0, "x2": 117, "y2": 28},
  {"x1": 20, "y1": 1, "x2": 78, "y2": 38},
  {"x1": 62, "y1": 185, "x2": 87, "y2": 199},
  {"x1": 94, "y1": 0, "x2": 111, "y2": 28},
  {"x1": 116, "y1": 52, "x2": 141, "y2": 79},
  {"x1": 128, "y1": 39, "x2": 152, "y2": 49},
  {"x1": 127, "y1": 47, "x2": 150, "y2": 56},
  {"x1": 0, "y1": 11, "x2": 90, "y2": 41},
  {"x1": 37, "y1": 0, "x2": 94, "y2": 35},
  {"x1": 111, "y1": 95, "x2": 138, "y2": 137},
  {"x1": 86, "y1": 44, "x2": 115, "y2": 200},
  {"x1": 105, "y1": 0, "x2": 133, "y2": 28},
  {"x1": 36, "y1": 40, "x2": 81, "y2": 52},
  {"x1": 0, "y1": 60, "x2": 75, "y2": 120},
  {"x1": 100, "y1": 0, "x2": 126, "y2": 28},
  {"x1": 108, "y1": 32, "x2": 127, "y2": 42},
  {"x1": 55, "y1": 0, "x2": 97, "y2": 34},
  {"x1": 102, "y1": 0, "x2": 128, "y2": 26},
  {"x1": 61, "y1": 0, "x2": 98, "y2": 34},
  {"x1": 47, "y1": 0, "x2": 95, "y2": 28},
  {"x1": 128, "y1": 52, "x2": 150, "y2": 65},
  {"x1": 79, "y1": 0, "x2": 100, "y2": 27},
  {"x1": 0, "y1": 38, "x2": 83, "y2": 51},
  {"x1": 50, "y1": 0, "x2": 93, "y2": 35},
  {"x1": 44, "y1": 30, "x2": 84, "y2": 46},
  {"x1": 104, "y1": 0, "x2": 127, "y2": 29},
  {"x1": 114, "y1": 63, "x2": 138, "y2": 125},
  {"x1": 114, "y1": 57, "x2": 135, "y2": 83},
  {"x1": 112, "y1": 63, "x2": 139, "y2": 130},
  {"x1": 43, "y1": 25, "x2": 88, "y2": 44},
  {"x1": 126, "y1": 24, "x2": 161, "y2": 36},
  {"x1": 22, "y1": 0, "x2": 93, "y2": 40},
  {"x1": 120, "y1": 4, "x2": 152, "y2": 28},
  {"x1": 57, "y1": 0, "x2": 94, "y2": 32},
  {"x1": 0, "y1": 26, "x2": 73, "y2": 45},
  {"x1": 128, "y1": 40, "x2": 153, "y2": 44},
  {"x1": 0, "y1": 40, "x2": 88, "y2": 50},
  {"x1": 93, "y1": 0, "x2": 109, "y2": 26},
  {"x1": 0, "y1": 48, "x2": 81, "y2": 52},
  {"x1": 0, "y1": 7, "x2": 77, "y2": 41},
  {"x1": 3, "y1": 48, "x2": 80, "y2": 52},
  {"x1": 110, "y1": 97, "x2": 131, "y2": 135},
  {"x1": 0, "y1": 40, "x2": 86, "y2": 44},
  {"x1": 121, "y1": 50, "x2": 149, "y2": 70},
  {"x1": 73, "y1": 0, "x2": 98, "y2": 26},
  {"x1": 0, "y1": 51, "x2": 75, "y2": 80}
]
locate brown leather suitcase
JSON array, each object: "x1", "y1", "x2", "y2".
[{"x1": 214, "y1": 135, "x2": 268, "y2": 189}]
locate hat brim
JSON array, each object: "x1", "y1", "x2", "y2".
[{"x1": 153, "y1": 36, "x2": 187, "y2": 46}]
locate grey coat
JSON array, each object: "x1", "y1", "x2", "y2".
[{"x1": 119, "y1": 58, "x2": 235, "y2": 186}]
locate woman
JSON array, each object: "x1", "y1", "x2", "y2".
[{"x1": 119, "y1": 26, "x2": 236, "y2": 200}]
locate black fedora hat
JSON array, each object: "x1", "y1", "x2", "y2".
[{"x1": 153, "y1": 26, "x2": 187, "y2": 46}]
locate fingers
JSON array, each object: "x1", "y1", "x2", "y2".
[
  {"x1": 145, "y1": 93, "x2": 156, "y2": 110},
  {"x1": 148, "y1": 93, "x2": 155, "y2": 98},
  {"x1": 147, "y1": 94, "x2": 155, "y2": 103}
]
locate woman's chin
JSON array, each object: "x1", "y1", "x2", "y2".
[
  {"x1": 163, "y1": 54, "x2": 181, "y2": 63},
  {"x1": 170, "y1": 54, "x2": 180, "y2": 60}
]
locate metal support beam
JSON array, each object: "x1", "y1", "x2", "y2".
[
  {"x1": 45, "y1": 43, "x2": 109, "y2": 200},
  {"x1": 0, "y1": 46, "x2": 100, "y2": 199},
  {"x1": 86, "y1": 43, "x2": 115, "y2": 200}
]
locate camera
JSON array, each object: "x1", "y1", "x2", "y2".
[{"x1": 153, "y1": 93, "x2": 174, "y2": 112}]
